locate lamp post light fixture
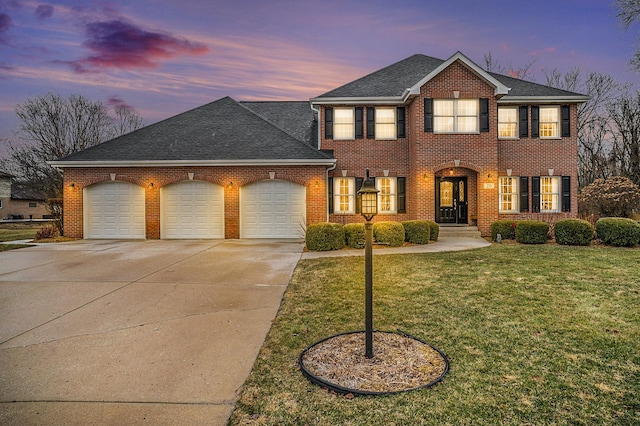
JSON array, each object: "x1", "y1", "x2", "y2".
[{"x1": 357, "y1": 169, "x2": 379, "y2": 359}]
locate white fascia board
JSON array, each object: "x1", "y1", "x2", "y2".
[
  {"x1": 498, "y1": 95, "x2": 591, "y2": 104},
  {"x1": 310, "y1": 96, "x2": 407, "y2": 106},
  {"x1": 48, "y1": 159, "x2": 337, "y2": 168},
  {"x1": 409, "y1": 51, "x2": 510, "y2": 97}
]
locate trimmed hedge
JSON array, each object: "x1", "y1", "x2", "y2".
[
  {"x1": 373, "y1": 221, "x2": 405, "y2": 247},
  {"x1": 305, "y1": 223, "x2": 345, "y2": 251},
  {"x1": 344, "y1": 223, "x2": 365, "y2": 248},
  {"x1": 402, "y1": 220, "x2": 431, "y2": 245},
  {"x1": 491, "y1": 220, "x2": 517, "y2": 241},
  {"x1": 515, "y1": 220, "x2": 549, "y2": 244},
  {"x1": 596, "y1": 217, "x2": 640, "y2": 247},
  {"x1": 554, "y1": 219, "x2": 594, "y2": 246},
  {"x1": 425, "y1": 220, "x2": 439, "y2": 241}
]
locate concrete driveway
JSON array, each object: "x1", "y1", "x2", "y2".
[{"x1": 0, "y1": 239, "x2": 303, "y2": 425}]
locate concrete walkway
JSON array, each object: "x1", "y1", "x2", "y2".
[
  {"x1": 0, "y1": 239, "x2": 303, "y2": 425},
  {"x1": 301, "y1": 236, "x2": 490, "y2": 259}
]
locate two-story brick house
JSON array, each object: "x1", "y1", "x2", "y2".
[{"x1": 51, "y1": 51, "x2": 589, "y2": 239}]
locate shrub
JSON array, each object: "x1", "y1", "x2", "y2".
[
  {"x1": 373, "y1": 221, "x2": 405, "y2": 247},
  {"x1": 595, "y1": 217, "x2": 640, "y2": 247},
  {"x1": 491, "y1": 220, "x2": 517, "y2": 241},
  {"x1": 554, "y1": 219, "x2": 594, "y2": 246},
  {"x1": 305, "y1": 223, "x2": 345, "y2": 251},
  {"x1": 402, "y1": 220, "x2": 430, "y2": 244},
  {"x1": 579, "y1": 176, "x2": 640, "y2": 218},
  {"x1": 425, "y1": 220, "x2": 439, "y2": 241},
  {"x1": 344, "y1": 223, "x2": 365, "y2": 248},
  {"x1": 515, "y1": 220, "x2": 549, "y2": 244},
  {"x1": 35, "y1": 226, "x2": 59, "y2": 240}
]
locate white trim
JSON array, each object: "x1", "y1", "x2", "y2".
[
  {"x1": 498, "y1": 96, "x2": 590, "y2": 104},
  {"x1": 409, "y1": 51, "x2": 510, "y2": 97},
  {"x1": 49, "y1": 159, "x2": 337, "y2": 168}
]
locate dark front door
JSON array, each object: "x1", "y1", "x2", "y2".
[{"x1": 436, "y1": 177, "x2": 468, "y2": 224}]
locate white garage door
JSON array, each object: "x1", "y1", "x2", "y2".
[
  {"x1": 241, "y1": 180, "x2": 306, "y2": 238},
  {"x1": 161, "y1": 180, "x2": 224, "y2": 239},
  {"x1": 83, "y1": 181, "x2": 146, "y2": 239}
]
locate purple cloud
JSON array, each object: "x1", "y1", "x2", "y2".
[
  {"x1": 35, "y1": 4, "x2": 54, "y2": 20},
  {"x1": 107, "y1": 96, "x2": 134, "y2": 110},
  {"x1": 0, "y1": 13, "x2": 12, "y2": 44},
  {"x1": 68, "y1": 19, "x2": 209, "y2": 73}
]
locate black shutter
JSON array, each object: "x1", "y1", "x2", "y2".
[
  {"x1": 519, "y1": 106, "x2": 529, "y2": 138},
  {"x1": 325, "y1": 107, "x2": 333, "y2": 139},
  {"x1": 562, "y1": 176, "x2": 571, "y2": 212},
  {"x1": 355, "y1": 107, "x2": 363, "y2": 139},
  {"x1": 531, "y1": 106, "x2": 539, "y2": 138},
  {"x1": 355, "y1": 177, "x2": 364, "y2": 214},
  {"x1": 366, "y1": 108, "x2": 375, "y2": 139},
  {"x1": 480, "y1": 98, "x2": 489, "y2": 132},
  {"x1": 328, "y1": 177, "x2": 334, "y2": 213},
  {"x1": 531, "y1": 176, "x2": 541, "y2": 212},
  {"x1": 519, "y1": 176, "x2": 529, "y2": 212},
  {"x1": 561, "y1": 105, "x2": 570, "y2": 137},
  {"x1": 397, "y1": 107, "x2": 406, "y2": 138},
  {"x1": 424, "y1": 98, "x2": 433, "y2": 132},
  {"x1": 397, "y1": 177, "x2": 406, "y2": 213}
]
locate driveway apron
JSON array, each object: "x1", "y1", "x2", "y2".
[{"x1": 0, "y1": 239, "x2": 303, "y2": 425}]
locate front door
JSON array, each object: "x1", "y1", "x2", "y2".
[{"x1": 436, "y1": 177, "x2": 468, "y2": 224}]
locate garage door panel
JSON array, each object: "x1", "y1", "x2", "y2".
[
  {"x1": 160, "y1": 180, "x2": 224, "y2": 239},
  {"x1": 84, "y1": 182, "x2": 146, "y2": 239},
  {"x1": 241, "y1": 180, "x2": 306, "y2": 238}
]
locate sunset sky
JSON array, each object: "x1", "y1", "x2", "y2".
[{"x1": 1, "y1": 0, "x2": 639, "y2": 154}]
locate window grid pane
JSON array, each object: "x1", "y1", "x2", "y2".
[
  {"x1": 375, "y1": 108, "x2": 396, "y2": 139},
  {"x1": 334, "y1": 109, "x2": 354, "y2": 140},
  {"x1": 376, "y1": 177, "x2": 396, "y2": 213},
  {"x1": 540, "y1": 177, "x2": 559, "y2": 212},
  {"x1": 498, "y1": 107, "x2": 518, "y2": 138},
  {"x1": 499, "y1": 176, "x2": 518, "y2": 212},
  {"x1": 334, "y1": 178, "x2": 354, "y2": 214},
  {"x1": 540, "y1": 107, "x2": 559, "y2": 138},
  {"x1": 434, "y1": 99, "x2": 478, "y2": 133}
]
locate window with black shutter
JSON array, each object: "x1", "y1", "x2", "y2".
[
  {"x1": 366, "y1": 108, "x2": 375, "y2": 139},
  {"x1": 480, "y1": 98, "x2": 489, "y2": 132},
  {"x1": 397, "y1": 107, "x2": 405, "y2": 138},
  {"x1": 531, "y1": 106, "x2": 539, "y2": 138},
  {"x1": 519, "y1": 176, "x2": 529, "y2": 212},
  {"x1": 519, "y1": 106, "x2": 529, "y2": 138},
  {"x1": 562, "y1": 176, "x2": 571, "y2": 212},
  {"x1": 561, "y1": 105, "x2": 570, "y2": 137},
  {"x1": 355, "y1": 107, "x2": 363, "y2": 139},
  {"x1": 531, "y1": 176, "x2": 540, "y2": 212},
  {"x1": 397, "y1": 177, "x2": 406, "y2": 213},
  {"x1": 424, "y1": 98, "x2": 433, "y2": 132},
  {"x1": 324, "y1": 107, "x2": 333, "y2": 139}
]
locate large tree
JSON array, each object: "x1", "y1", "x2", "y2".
[
  {"x1": 608, "y1": 90, "x2": 640, "y2": 185},
  {"x1": 616, "y1": 0, "x2": 640, "y2": 71},
  {"x1": 0, "y1": 93, "x2": 144, "y2": 198}
]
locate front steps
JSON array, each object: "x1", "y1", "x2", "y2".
[{"x1": 438, "y1": 225, "x2": 483, "y2": 239}]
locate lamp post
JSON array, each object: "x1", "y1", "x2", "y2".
[{"x1": 357, "y1": 169, "x2": 379, "y2": 359}]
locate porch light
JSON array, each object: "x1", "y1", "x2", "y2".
[{"x1": 357, "y1": 169, "x2": 379, "y2": 359}]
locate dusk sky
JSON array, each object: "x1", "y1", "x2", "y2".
[{"x1": 1, "y1": 0, "x2": 639, "y2": 155}]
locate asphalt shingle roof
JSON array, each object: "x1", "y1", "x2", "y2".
[
  {"x1": 59, "y1": 97, "x2": 330, "y2": 162},
  {"x1": 315, "y1": 54, "x2": 586, "y2": 99}
]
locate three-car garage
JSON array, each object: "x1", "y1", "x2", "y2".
[{"x1": 82, "y1": 179, "x2": 306, "y2": 240}]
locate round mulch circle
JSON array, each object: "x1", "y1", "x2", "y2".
[{"x1": 299, "y1": 330, "x2": 448, "y2": 396}]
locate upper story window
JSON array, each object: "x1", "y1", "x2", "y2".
[
  {"x1": 334, "y1": 108, "x2": 355, "y2": 140},
  {"x1": 539, "y1": 106, "x2": 559, "y2": 138},
  {"x1": 499, "y1": 176, "x2": 519, "y2": 213},
  {"x1": 376, "y1": 177, "x2": 397, "y2": 214},
  {"x1": 498, "y1": 107, "x2": 518, "y2": 139},
  {"x1": 375, "y1": 108, "x2": 396, "y2": 140},
  {"x1": 433, "y1": 99, "x2": 479, "y2": 133}
]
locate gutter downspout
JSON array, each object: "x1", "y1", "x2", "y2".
[{"x1": 310, "y1": 101, "x2": 337, "y2": 222}]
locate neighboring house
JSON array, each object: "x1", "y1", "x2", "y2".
[
  {"x1": 0, "y1": 171, "x2": 49, "y2": 220},
  {"x1": 50, "y1": 51, "x2": 589, "y2": 239}
]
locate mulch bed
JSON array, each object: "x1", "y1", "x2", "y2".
[{"x1": 300, "y1": 331, "x2": 448, "y2": 395}]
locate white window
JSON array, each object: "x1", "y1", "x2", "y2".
[
  {"x1": 541, "y1": 176, "x2": 560, "y2": 212},
  {"x1": 499, "y1": 177, "x2": 519, "y2": 213},
  {"x1": 334, "y1": 108, "x2": 354, "y2": 140},
  {"x1": 540, "y1": 106, "x2": 559, "y2": 138},
  {"x1": 498, "y1": 107, "x2": 518, "y2": 139},
  {"x1": 434, "y1": 99, "x2": 478, "y2": 133},
  {"x1": 375, "y1": 108, "x2": 396, "y2": 139},
  {"x1": 376, "y1": 177, "x2": 397, "y2": 214},
  {"x1": 334, "y1": 177, "x2": 355, "y2": 214}
]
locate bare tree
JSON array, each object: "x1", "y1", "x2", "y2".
[
  {"x1": 616, "y1": 0, "x2": 640, "y2": 71},
  {"x1": 0, "y1": 93, "x2": 144, "y2": 198},
  {"x1": 608, "y1": 90, "x2": 640, "y2": 185},
  {"x1": 483, "y1": 51, "x2": 537, "y2": 80},
  {"x1": 544, "y1": 68, "x2": 622, "y2": 188}
]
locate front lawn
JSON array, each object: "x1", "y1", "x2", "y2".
[
  {"x1": 230, "y1": 244, "x2": 640, "y2": 425},
  {"x1": 0, "y1": 222, "x2": 41, "y2": 242}
]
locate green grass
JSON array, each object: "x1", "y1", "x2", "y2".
[
  {"x1": 0, "y1": 223, "x2": 41, "y2": 242},
  {"x1": 229, "y1": 244, "x2": 640, "y2": 425}
]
